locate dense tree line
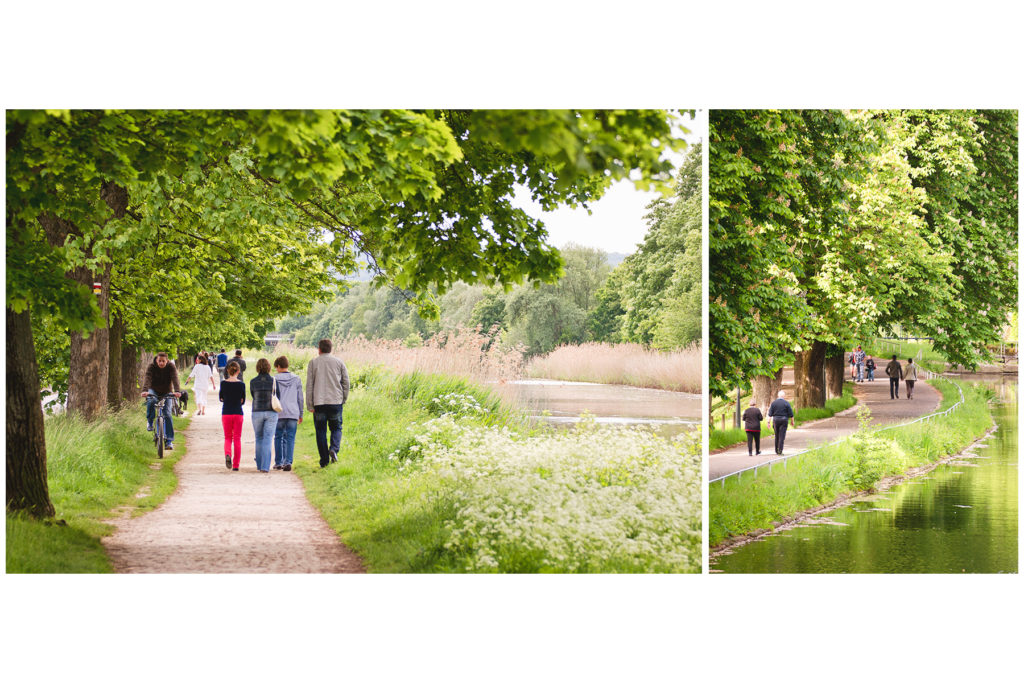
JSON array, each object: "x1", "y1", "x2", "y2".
[
  {"x1": 8, "y1": 109, "x2": 687, "y2": 517},
  {"x1": 279, "y1": 144, "x2": 703, "y2": 356},
  {"x1": 709, "y1": 110, "x2": 1018, "y2": 405}
]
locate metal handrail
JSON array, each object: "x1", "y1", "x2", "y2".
[{"x1": 710, "y1": 372, "x2": 965, "y2": 486}]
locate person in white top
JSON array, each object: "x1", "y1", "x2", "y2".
[{"x1": 188, "y1": 354, "x2": 217, "y2": 415}]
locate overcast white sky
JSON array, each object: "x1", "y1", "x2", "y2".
[{"x1": 512, "y1": 109, "x2": 703, "y2": 255}]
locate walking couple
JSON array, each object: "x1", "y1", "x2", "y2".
[
  {"x1": 884, "y1": 355, "x2": 920, "y2": 400},
  {"x1": 742, "y1": 390, "x2": 796, "y2": 456}
]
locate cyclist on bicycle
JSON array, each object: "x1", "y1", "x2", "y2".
[{"x1": 141, "y1": 352, "x2": 182, "y2": 450}]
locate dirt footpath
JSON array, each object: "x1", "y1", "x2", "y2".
[{"x1": 102, "y1": 386, "x2": 364, "y2": 573}]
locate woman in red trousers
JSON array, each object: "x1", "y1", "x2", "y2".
[{"x1": 219, "y1": 361, "x2": 246, "y2": 470}]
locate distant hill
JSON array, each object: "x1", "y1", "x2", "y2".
[{"x1": 605, "y1": 252, "x2": 628, "y2": 268}]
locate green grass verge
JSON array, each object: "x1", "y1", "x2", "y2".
[
  {"x1": 709, "y1": 379, "x2": 994, "y2": 547},
  {"x1": 290, "y1": 370, "x2": 532, "y2": 572},
  {"x1": 6, "y1": 407, "x2": 186, "y2": 573},
  {"x1": 291, "y1": 368, "x2": 701, "y2": 572},
  {"x1": 709, "y1": 382, "x2": 856, "y2": 452}
]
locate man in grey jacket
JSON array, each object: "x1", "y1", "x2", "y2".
[{"x1": 306, "y1": 338, "x2": 350, "y2": 467}]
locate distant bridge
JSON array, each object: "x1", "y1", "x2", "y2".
[{"x1": 264, "y1": 333, "x2": 295, "y2": 347}]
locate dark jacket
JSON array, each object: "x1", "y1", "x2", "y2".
[
  {"x1": 742, "y1": 407, "x2": 763, "y2": 431},
  {"x1": 250, "y1": 373, "x2": 275, "y2": 412},
  {"x1": 142, "y1": 360, "x2": 181, "y2": 395},
  {"x1": 767, "y1": 398, "x2": 794, "y2": 421},
  {"x1": 885, "y1": 359, "x2": 903, "y2": 379},
  {"x1": 866, "y1": 358, "x2": 876, "y2": 370},
  {"x1": 231, "y1": 356, "x2": 247, "y2": 381}
]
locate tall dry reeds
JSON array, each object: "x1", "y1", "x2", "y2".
[
  {"x1": 333, "y1": 327, "x2": 525, "y2": 383},
  {"x1": 525, "y1": 342, "x2": 701, "y2": 394}
]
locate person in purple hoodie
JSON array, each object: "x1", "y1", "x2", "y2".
[{"x1": 272, "y1": 355, "x2": 305, "y2": 471}]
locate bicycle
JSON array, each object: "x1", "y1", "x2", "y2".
[{"x1": 150, "y1": 393, "x2": 178, "y2": 458}]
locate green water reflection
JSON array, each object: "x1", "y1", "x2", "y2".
[{"x1": 713, "y1": 380, "x2": 1017, "y2": 574}]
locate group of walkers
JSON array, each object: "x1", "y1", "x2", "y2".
[
  {"x1": 847, "y1": 346, "x2": 877, "y2": 382},
  {"x1": 140, "y1": 339, "x2": 350, "y2": 472},
  {"x1": 737, "y1": 347, "x2": 925, "y2": 457}
]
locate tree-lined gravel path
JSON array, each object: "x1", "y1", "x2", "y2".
[
  {"x1": 102, "y1": 386, "x2": 364, "y2": 573},
  {"x1": 709, "y1": 371, "x2": 941, "y2": 481}
]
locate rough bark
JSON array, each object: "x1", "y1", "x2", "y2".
[
  {"x1": 121, "y1": 341, "x2": 140, "y2": 402},
  {"x1": 108, "y1": 312, "x2": 125, "y2": 408},
  {"x1": 824, "y1": 344, "x2": 845, "y2": 400},
  {"x1": 794, "y1": 341, "x2": 827, "y2": 410},
  {"x1": 6, "y1": 305, "x2": 56, "y2": 517},
  {"x1": 751, "y1": 367, "x2": 784, "y2": 412},
  {"x1": 792, "y1": 351, "x2": 803, "y2": 408}
]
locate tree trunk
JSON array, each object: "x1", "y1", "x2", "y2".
[
  {"x1": 824, "y1": 344, "x2": 845, "y2": 400},
  {"x1": 751, "y1": 367, "x2": 784, "y2": 412},
  {"x1": 108, "y1": 312, "x2": 125, "y2": 408},
  {"x1": 792, "y1": 351, "x2": 803, "y2": 408},
  {"x1": 66, "y1": 261, "x2": 112, "y2": 419},
  {"x1": 121, "y1": 341, "x2": 140, "y2": 402},
  {"x1": 6, "y1": 305, "x2": 56, "y2": 518},
  {"x1": 794, "y1": 341, "x2": 827, "y2": 410},
  {"x1": 39, "y1": 182, "x2": 128, "y2": 420}
]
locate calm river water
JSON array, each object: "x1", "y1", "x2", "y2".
[
  {"x1": 713, "y1": 376, "x2": 1018, "y2": 573},
  {"x1": 507, "y1": 379, "x2": 701, "y2": 438}
]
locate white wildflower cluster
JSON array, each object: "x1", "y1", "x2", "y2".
[
  {"x1": 428, "y1": 392, "x2": 489, "y2": 418},
  {"x1": 403, "y1": 415, "x2": 701, "y2": 573}
]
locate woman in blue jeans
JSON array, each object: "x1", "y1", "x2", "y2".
[
  {"x1": 272, "y1": 355, "x2": 304, "y2": 471},
  {"x1": 249, "y1": 358, "x2": 279, "y2": 473}
]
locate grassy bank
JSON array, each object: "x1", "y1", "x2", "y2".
[
  {"x1": 6, "y1": 408, "x2": 185, "y2": 573},
  {"x1": 291, "y1": 368, "x2": 701, "y2": 573},
  {"x1": 709, "y1": 379, "x2": 993, "y2": 547},
  {"x1": 709, "y1": 382, "x2": 856, "y2": 452}
]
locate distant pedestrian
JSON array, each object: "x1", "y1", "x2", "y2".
[
  {"x1": 903, "y1": 357, "x2": 919, "y2": 399},
  {"x1": 854, "y1": 346, "x2": 866, "y2": 382},
  {"x1": 865, "y1": 356, "x2": 876, "y2": 381},
  {"x1": 217, "y1": 348, "x2": 229, "y2": 382},
  {"x1": 272, "y1": 356, "x2": 304, "y2": 472},
  {"x1": 742, "y1": 399, "x2": 763, "y2": 456},
  {"x1": 187, "y1": 355, "x2": 216, "y2": 416},
  {"x1": 219, "y1": 362, "x2": 246, "y2": 471},
  {"x1": 232, "y1": 350, "x2": 247, "y2": 382},
  {"x1": 885, "y1": 355, "x2": 903, "y2": 399},
  {"x1": 849, "y1": 352, "x2": 856, "y2": 380},
  {"x1": 306, "y1": 338, "x2": 350, "y2": 468},
  {"x1": 250, "y1": 358, "x2": 279, "y2": 473},
  {"x1": 766, "y1": 390, "x2": 795, "y2": 455}
]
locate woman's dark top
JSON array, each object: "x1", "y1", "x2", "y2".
[
  {"x1": 250, "y1": 373, "x2": 275, "y2": 412},
  {"x1": 219, "y1": 380, "x2": 246, "y2": 415},
  {"x1": 742, "y1": 407, "x2": 763, "y2": 432}
]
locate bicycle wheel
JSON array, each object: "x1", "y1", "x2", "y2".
[{"x1": 155, "y1": 415, "x2": 164, "y2": 459}]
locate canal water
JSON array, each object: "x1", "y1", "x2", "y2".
[
  {"x1": 506, "y1": 379, "x2": 701, "y2": 438},
  {"x1": 712, "y1": 377, "x2": 1018, "y2": 573}
]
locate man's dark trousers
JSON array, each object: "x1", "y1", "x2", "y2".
[
  {"x1": 313, "y1": 404, "x2": 343, "y2": 466},
  {"x1": 889, "y1": 377, "x2": 900, "y2": 399},
  {"x1": 773, "y1": 419, "x2": 788, "y2": 454}
]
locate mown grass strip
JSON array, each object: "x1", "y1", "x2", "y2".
[
  {"x1": 6, "y1": 408, "x2": 186, "y2": 573},
  {"x1": 709, "y1": 379, "x2": 994, "y2": 547}
]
